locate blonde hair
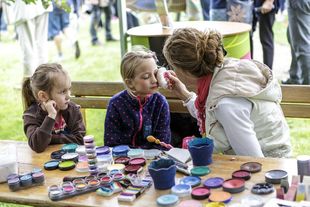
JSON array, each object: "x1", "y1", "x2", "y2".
[
  {"x1": 120, "y1": 46, "x2": 158, "y2": 81},
  {"x1": 22, "y1": 63, "x2": 68, "y2": 109},
  {"x1": 163, "y1": 28, "x2": 224, "y2": 78}
]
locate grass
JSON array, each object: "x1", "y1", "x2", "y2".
[{"x1": 0, "y1": 12, "x2": 309, "y2": 207}]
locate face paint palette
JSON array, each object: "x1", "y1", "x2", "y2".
[
  {"x1": 208, "y1": 191, "x2": 232, "y2": 203},
  {"x1": 232, "y1": 170, "x2": 251, "y2": 181},
  {"x1": 128, "y1": 157, "x2": 146, "y2": 166},
  {"x1": 251, "y1": 182, "x2": 274, "y2": 194},
  {"x1": 7, "y1": 170, "x2": 45, "y2": 191},
  {"x1": 156, "y1": 194, "x2": 179, "y2": 206},
  {"x1": 50, "y1": 150, "x2": 66, "y2": 160},
  {"x1": 112, "y1": 145, "x2": 130, "y2": 157},
  {"x1": 191, "y1": 186, "x2": 210, "y2": 200},
  {"x1": 179, "y1": 176, "x2": 201, "y2": 187},
  {"x1": 48, "y1": 173, "x2": 125, "y2": 201},
  {"x1": 127, "y1": 149, "x2": 144, "y2": 158}
]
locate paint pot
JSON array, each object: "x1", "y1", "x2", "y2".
[
  {"x1": 100, "y1": 175, "x2": 112, "y2": 185},
  {"x1": 58, "y1": 160, "x2": 76, "y2": 171},
  {"x1": 75, "y1": 162, "x2": 89, "y2": 173},
  {"x1": 62, "y1": 181, "x2": 75, "y2": 194},
  {"x1": 88, "y1": 179, "x2": 100, "y2": 187},
  {"x1": 62, "y1": 143, "x2": 78, "y2": 153},
  {"x1": 114, "y1": 156, "x2": 130, "y2": 165},
  {"x1": 61, "y1": 153, "x2": 79, "y2": 163},
  {"x1": 203, "y1": 177, "x2": 224, "y2": 189},
  {"x1": 171, "y1": 184, "x2": 192, "y2": 197},
  {"x1": 128, "y1": 157, "x2": 146, "y2": 166},
  {"x1": 76, "y1": 145, "x2": 86, "y2": 156},
  {"x1": 127, "y1": 149, "x2": 144, "y2": 158},
  {"x1": 50, "y1": 150, "x2": 66, "y2": 160},
  {"x1": 7, "y1": 173, "x2": 19, "y2": 181},
  {"x1": 107, "y1": 164, "x2": 125, "y2": 173},
  {"x1": 83, "y1": 135, "x2": 94, "y2": 143},
  {"x1": 20, "y1": 174, "x2": 32, "y2": 187},
  {"x1": 85, "y1": 175, "x2": 97, "y2": 182},
  {"x1": 156, "y1": 194, "x2": 179, "y2": 206},
  {"x1": 48, "y1": 185, "x2": 63, "y2": 198},
  {"x1": 177, "y1": 200, "x2": 202, "y2": 207},
  {"x1": 32, "y1": 172, "x2": 45, "y2": 183},
  {"x1": 191, "y1": 187, "x2": 210, "y2": 200},
  {"x1": 222, "y1": 178, "x2": 245, "y2": 194},
  {"x1": 251, "y1": 182, "x2": 274, "y2": 195},
  {"x1": 191, "y1": 166, "x2": 210, "y2": 177},
  {"x1": 232, "y1": 170, "x2": 251, "y2": 181},
  {"x1": 209, "y1": 191, "x2": 232, "y2": 203},
  {"x1": 7, "y1": 177, "x2": 20, "y2": 191},
  {"x1": 241, "y1": 195, "x2": 264, "y2": 207},
  {"x1": 124, "y1": 164, "x2": 142, "y2": 174},
  {"x1": 265, "y1": 170, "x2": 288, "y2": 184},
  {"x1": 73, "y1": 179, "x2": 87, "y2": 191},
  {"x1": 44, "y1": 160, "x2": 60, "y2": 170},
  {"x1": 240, "y1": 162, "x2": 262, "y2": 173},
  {"x1": 112, "y1": 173, "x2": 125, "y2": 181},
  {"x1": 180, "y1": 176, "x2": 201, "y2": 188},
  {"x1": 96, "y1": 146, "x2": 110, "y2": 155},
  {"x1": 112, "y1": 145, "x2": 130, "y2": 157}
]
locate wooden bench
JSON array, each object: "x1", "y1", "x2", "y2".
[{"x1": 71, "y1": 81, "x2": 310, "y2": 123}]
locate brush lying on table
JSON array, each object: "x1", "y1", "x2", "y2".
[{"x1": 146, "y1": 135, "x2": 173, "y2": 150}]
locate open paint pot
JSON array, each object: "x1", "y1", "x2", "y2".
[
  {"x1": 191, "y1": 187, "x2": 210, "y2": 200},
  {"x1": 112, "y1": 145, "x2": 130, "y2": 157},
  {"x1": 114, "y1": 156, "x2": 130, "y2": 165},
  {"x1": 171, "y1": 184, "x2": 192, "y2": 197},
  {"x1": 156, "y1": 194, "x2": 179, "y2": 206},
  {"x1": 180, "y1": 176, "x2": 201, "y2": 188},
  {"x1": 100, "y1": 175, "x2": 112, "y2": 185},
  {"x1": 127, "y1": 149, "x2": 144, "y2": 158},
  {"x1": 62, "y1": 143, "x2": 78, "y2": 153},
  {"x1": 222, "y1": 179, "x2": 245, "y2": 194},
  {"x1": 48, "y1": 185, "x2": 63, "y2": 199},
  {"x1": 58, "y1": 161, "x2": 76, "y2": 171},
  {"x1": 88, "y1": 179, "x2": 100, "y2": 188},
  {"x1": 73, "y1": 179, "x2": 87, "y2": 191},
  {"x1": 251, "y1": 182, "x2": 274, "y2": 194},
  {"x1": 83, "y1": 135, "x2": 94, "y2": 143},
  {"x1": 75, "y1": 162, "x2": 89, "y2": 173},
  {"x1": 112, "y1": 173, "x2": 125, "y2": 181},
  {"x1": 124, "y1": 164, "x2": 142, "y2": 174},
  {"x1": 128, "y1": 157, "x2": 146, "y2": 166},
  {"x1": 177, "y1": 200, "x2": 202, "y2": 207},
  {"x1": 61, "y1": 153, "x2": 79, "y2": 163},
  {"x1": 50, "y1": 150, "x2": 66, "y2": 160},
  {"x1": 62, "y1": 181, "x2": 75, "y2": 194},
  {"x1": 209, "y1": 191, "x2": 232, "y2": 203},
  {"x1": 265, "y1": 170, "x2": 288, "y2": 184},
  {"x1": 20, "y1": 174, "x2": 32, "y2": 187},
  {"x1": 232, "y1": 170, "x2": 251, "y2": 181},
  {"x1": 108, "y1": 164, "x2": 125, "y2": 173},
  {"x1": 191, "y1": 166, "x2": 210, "y2": 177},
  {"x1": 44, "y1": 160, "x2": 60, "y2": 170},
  {"x1": 240, "y1": 162, "x2": 262, "y2": 173},
  {"x1": 203, "y1": 177, "x2": 224, "y2": 189}
]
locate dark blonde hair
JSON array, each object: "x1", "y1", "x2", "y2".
[
  {"x1": 120, "y1": 46, "x2": 158, "y2": 81},
  {"x1": 22, "y1": 63, "x2": 68, "y2": 109},
  {"x1": 163, "y1": 28, "x2": 224, "y2": 78}
]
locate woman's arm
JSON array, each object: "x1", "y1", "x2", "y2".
[{"x1": 214, "y1": 97, "x2": 264, "y2": 157}]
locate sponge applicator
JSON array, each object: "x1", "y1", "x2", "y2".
[{"x1": 156, "y1": 67, "x2": 169, "y2": 89}]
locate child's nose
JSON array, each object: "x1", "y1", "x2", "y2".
[{"x1": 151, "y1": 74, "x2": 157, "y2": 83}]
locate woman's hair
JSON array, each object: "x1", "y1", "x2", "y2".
[
  {"x1": 120, "y1": 46, "x2": 158, "y2": 81},
  {"x1": 22, "y1": 63, "x2": 68, "y2": 109},
  {"x1": 163, "y1": 28, "x2": 224, "y2": 78}
]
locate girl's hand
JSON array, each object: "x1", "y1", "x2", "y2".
[
  {"x1": 43, "y1": 100, "x2": 57, "y2": 119},
  {"x1": 166, "y1": 71, "x2": 193, "y2": 102}
]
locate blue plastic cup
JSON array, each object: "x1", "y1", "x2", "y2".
[
  {"x1": 188, "y1": 137, "x2": 214, "y2": 166},
  {"x1": 148, "y1": 158, "x2": 176, "y2": 190}
]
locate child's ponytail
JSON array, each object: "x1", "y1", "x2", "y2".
[{"x1": 22, "y1": 77, "x2": 36, "y2": 109}]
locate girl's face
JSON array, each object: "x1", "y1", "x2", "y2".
[
  {"x1": 128, "y1": 58, "x2": 158, "y2": 98},
  {"x1": 50, "y1": 75, "x2": 71, "y2": 111}
]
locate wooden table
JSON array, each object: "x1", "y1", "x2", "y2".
[
  {"x1": 127, "y1": 21, "x2": 252, "y2": 64},
  {"x1": 0, "y1": 140, "x2": 297, "y2": 207}
]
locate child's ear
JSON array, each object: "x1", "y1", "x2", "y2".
[
  {"x1": 125, "y1": 79, "x2": 135, "y2": 90},
  {"x1": 37, "y1": 90, "x2": 49, "y2": 102}
]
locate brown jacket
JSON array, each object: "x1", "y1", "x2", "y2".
[{"x1": 23, "y1": 102, "x2": 86, "y2": 153}]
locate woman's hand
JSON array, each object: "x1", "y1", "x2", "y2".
[
  {"x1": 261, "y1": 0, "x2": 274, "y2": 14},
  {"x1": 43, "y1": 100, "x2": 57, "y2": 119},
  {"x1": 166, "y1": 71, "x2": 193, "y2": 102}
]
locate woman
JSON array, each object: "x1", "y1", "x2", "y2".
[{"x1": 163, "y1": 28, "x2": 291, "y2": 157}]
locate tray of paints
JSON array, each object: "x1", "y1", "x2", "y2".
[{"x1": 7, "y1": 168, "x2": 45, "y2": 191}]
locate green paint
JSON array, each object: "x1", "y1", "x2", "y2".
[{"x1": 59, "y1": 161, "x2": 75, "y2": 168}]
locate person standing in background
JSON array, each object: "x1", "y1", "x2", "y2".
[
  {"x1": 254, "y1": 0, "x2": 284, "y2": 69},
  {"x1": 89, "y1": 0, "x2": 117, "y2": 46},
  {"x1": 13, "y1": 0, "x2": 51, "y2": 78},
  {"x1": 200, "y1": 0, "x2": 210, "y2": 20},
  {"x1": 282, "y1": 0, "x2": 310, "y2": 85}
]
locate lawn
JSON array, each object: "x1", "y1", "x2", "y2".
[{"x1": 0, "y1": 11, "x2": 309, "y2": 207}]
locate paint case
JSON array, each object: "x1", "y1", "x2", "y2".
[
  {"x1": 7, "y1": 170, "x2": 45, "y2": 191},
  {"x1": 0, "y1": 144, "x2": 18, "y2": 183}
]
